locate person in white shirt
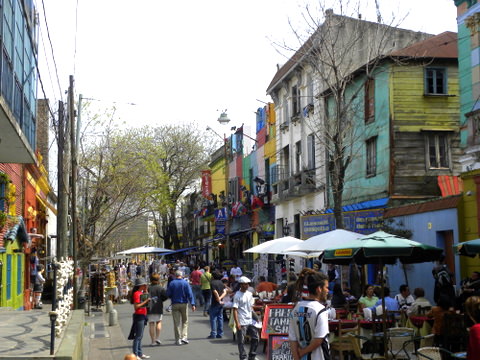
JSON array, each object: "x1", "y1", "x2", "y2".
[
  {"x1": 288, "y1": 271, "x2": 330, "y2": 360},
  {"x1": 33, "y1": 264, "x2": 46, "y2": 309},
  {"x1": 395, "y1": 284, "x2": 415, "y2": 311},
  {"x1": 407, "y1": 288, "x2": 432, "y2": 316},
  {"x1": 232, "y1": 276, "x2": 258, "y2": 360},
  {"x1": 230, "y1": 263, "x2": 243, "y2": 281}
]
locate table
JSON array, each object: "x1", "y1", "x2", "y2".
[
  {"x1": 329, "y1": 319, "x2": 358, "y2": 334},
  {"x1": 405, "y1": 316, "x2": 432, "y2": 347}
]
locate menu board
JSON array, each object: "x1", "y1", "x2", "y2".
[
  {"x1": 261, "y1": 304, "x2": 293, "y2": 339},
  {"x1": 267, "y1": 334, "x2": 293, "y2": 360}
]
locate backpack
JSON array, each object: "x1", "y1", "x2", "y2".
[{"x1": 435, "y1": 266, "x2": 452, "y2": 287}]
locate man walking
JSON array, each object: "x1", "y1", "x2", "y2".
[
  {"x1": 288, "y1": 272, "x2": 330, "y2": 360},
  {"x1": 166, "y1": 270, "x2": 196, "y2": 345},
  {"x1": 233, "y1": 276, "x2": 258, "y2": 360},
  {"x1": 208, "y1": 271, "x2": 227, "y2": 339}
]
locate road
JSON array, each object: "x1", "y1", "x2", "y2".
[{"x1": 116, "y1": 302, "x2": 268, "y2": 360}]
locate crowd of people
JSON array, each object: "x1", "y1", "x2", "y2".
[{"x1": 120, "y1": 256, "x2": 480, "y2": 360}]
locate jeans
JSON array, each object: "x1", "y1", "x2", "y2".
[
  {"x1": 202, "y1": 289, "x2": 212, "y2": 313},
  {"x1": 209, "y1": 303, "x2": 224, "y2": 337},
  {"x1": 132, "y1": 314, "x2": 146, "y2": 357},
  {"x1": 192, "y1": 285, "x2": 204, "y2": 306},
  {"x1": 237, "y1": 324, "x2": 259, "y2": 360}
]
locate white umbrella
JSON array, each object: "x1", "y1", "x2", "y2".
[
  {"x1": 243, "y1": 236, "x2": 304, "y2": 255},
  {"x1": 283, "y1": 229, "x2": 364, "y2": 254},
  {"x1": 282, "y1": 251, "x2": 323, "y2": 259},
  {"x1": 117, "y1": 245, "x2": 173, "y2": 255}
]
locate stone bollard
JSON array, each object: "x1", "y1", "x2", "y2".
[
  {"x1": 106, "y1": 300, "x2": 113, "y2": 313},
  {"x1": 109, "y1": 309, "x2": 118, "y2": 326}
]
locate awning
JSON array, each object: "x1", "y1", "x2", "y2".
[
  {"x1": 163, "y1": 246, "x2": 197, "y2": 255},
  {"x1": 324, "y1": 197, "x2": 389, "y2": 213},
  {"x1": 4, "y1": 216, "x2": 30, "y2": 244}
]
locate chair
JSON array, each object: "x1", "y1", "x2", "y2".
[
  {"x1": 442, "y1": 313, "x2": 468, "y2": 353},
  {"x1": 417, "y1": 346, "x2": 456, "y2": 360},
  {"x1": 418, "y1": 306, "x2": 431, "y2": 315},
  {"x1": 347, "y1": 333, "x2": 385, "y2": 360},
  {"x1": 330, "y1": 321, "x2": 359, "y2": 360},
  {"x1": 387, "y1": 327, "x2": 415, "y2": 359}
]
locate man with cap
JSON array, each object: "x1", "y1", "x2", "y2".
[
  {"x1": 166, "y1": 270, "x2": 196, "y2": 345},
  {"x1": 232, "y1": 276, "x2": 259, "y2": 360}
]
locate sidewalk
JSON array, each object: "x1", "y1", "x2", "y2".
[{"x1": 0, "y1": 307, "x2": 58, "y2": 358}]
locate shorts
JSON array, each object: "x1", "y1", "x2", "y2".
[
  {"x1": 148, "y1": 314, "x2": 163, "y2": 323},
  {"x1": 33, "y1": 283, "x2": 43, "y2": 292}
]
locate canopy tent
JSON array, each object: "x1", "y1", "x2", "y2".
[{"x1": 116, "y1": 245, "x2": 173, "y2": 255}]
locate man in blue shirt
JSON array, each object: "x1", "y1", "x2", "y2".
[
  {"x1": 167, "y1": 270, "x2": 196, "y2": 345},
  {"x1": 370, "y1": 287, "x2": 399, "y2": 315}
]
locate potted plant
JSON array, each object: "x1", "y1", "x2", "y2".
[{"x1": 0, "y1": 211, "x2": 7, "y2": 230}]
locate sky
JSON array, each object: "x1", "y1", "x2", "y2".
[{"x1": 37, "y1": 0, "x2": 459, "y2": 140}]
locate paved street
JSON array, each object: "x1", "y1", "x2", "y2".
[{"x1": 115, "y1": 302, "x2": 267, "y2": 360}]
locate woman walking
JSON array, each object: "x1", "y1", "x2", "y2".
[
  {"x1": 147, "y1": 274, "x2": 168, "y2": 346},
  {"x1": 129, "y1": 278, "x2": 151, "y2": 359}
]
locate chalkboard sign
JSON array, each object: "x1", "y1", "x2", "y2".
[
  {"x1": 267, "y1": 334, "x2": 293, "y2": 360},
  {"x1": 261, "y1": 304, "x2": 293, "y2": 339}
]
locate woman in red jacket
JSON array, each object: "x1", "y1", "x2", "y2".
[
  {"x1": 130, "y1": 278, "x2": 151, "y2": 359},
  {"x1": 465, "y1": 296, "x2": 480, "y2": 360}
]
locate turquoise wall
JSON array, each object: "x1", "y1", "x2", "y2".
[
  {"x1": 338, "y1": 67, "x2": 391, "y2": 205},
  {"x1": 458, "y1": 22, "x2": 473, "y2": 147}
]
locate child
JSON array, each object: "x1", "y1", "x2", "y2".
[{"x1": 33, "y1": 264, "x2": 45, "y2": 309}]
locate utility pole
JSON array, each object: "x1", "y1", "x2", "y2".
[
  {"x1": 69, "y1": 75, "x2": 78, "y2": 308},
  {"x1": 57, "y1": 100, "x2": 69, "y2": 259}
]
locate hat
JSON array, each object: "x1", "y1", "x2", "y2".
[
  {"x1": 135, "y1": 278, "x2": 147, "y2": 286},
  {"x1": 238, "y1": 276, "x2": 251, "y2": 284}
]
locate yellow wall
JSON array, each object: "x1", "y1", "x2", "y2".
[
  {"x1": 391, "y1": 63, "x2": 460, "y2": 132},
  {"x1": 210, "y1": 158, "x2": 226, "y2": 197},
  {"x1": 461, "y1": 171, "x2": 480, "y2": 278}
]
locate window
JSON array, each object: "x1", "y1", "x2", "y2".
[
  {"x1": 295, "y1": 141, "x2": 302, "y2": 173},
  {"x1": 426, "y1": 132, "x2": 450, "y2": 169},
  {"x1": 365, "y1": 78, "x2": 375, "y2": 123},
  {"x1": 425, "y1": 68, "x2": 447, "y2": 95},
  {"x1": 282, "y1": 145, "x2": 290, "y2": 179},
  {"x1": 291, "y1": 85, "x2": 300, "y2": 118},
  {"x1": 307, "y1": 134, "x2": 316, "y2": 170},
  {"x1": 366, "y1": 136, "x2": 377, "y2": 177}
]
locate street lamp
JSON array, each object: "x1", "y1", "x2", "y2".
[
  {"x1": 283, "y1": 218, "x2": 290, "y2": 236},
  {"x1": 217, "y1": 110, "x2": 230, "y2": 125}
]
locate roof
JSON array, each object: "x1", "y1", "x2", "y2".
[
  {"x1": 384, "y1": 195, "x2": 461, "y2": 218},
  {"x1": 388, "y1": 31, "x2": 457, "y2": 59}
]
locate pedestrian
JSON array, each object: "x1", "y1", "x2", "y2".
[
  {"x1": 33, "y1": 264, "x2": 45, "y2": 309},
  {"x1": 232, "y1": 276, "x2": 259, "y2": 360},
  {"x1": 208, "y1": 271, "x2": 227, "y2": 339},
  {"x1": 190, "y1": 264, "x2": 204, "y2": 307},
  {"x1": 288, "y1": 271, "x2": 330, "y2": 360},
  {"x1": 465, "y1": 296, "x2": 480, "y2": 360},
  {"x1": 166, "y1": 270, "x2": 196, "y2": 345},
  {"x1": 147, "y1": 273, "x2": 168, "y2": 346},
  {"x1": 201, "y1": 266, "x2": 212, "y2": 316},
  {"x1": 129, "y1": 277, "x2": 151, "y2": 359},
  {"x1": 230, "y1": 263, "x2": 243, "y2": 281},
  {"x1": 432, "y1": 254, "x2": 455, "y2": 304}
]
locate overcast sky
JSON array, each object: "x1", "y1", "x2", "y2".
[{"x1": 38, "y1": 0, "x2": 458, "y2": 139}]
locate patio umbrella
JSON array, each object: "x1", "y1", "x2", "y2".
[
  {"x1": 322, "y1": 230, "x2": 443, "y2": 265},
  {"x1": 243, "y1": 236, "x2": 303, "y2": 255},
  {"x1": 322, "y1": 230, "x2": 443, "y2": 356},
  {"x1": 117, "y1": 245, "x2": 173, "y2": 255},
  {"x1": 454, "y1": 239, "x2": 480, "y2": 257},
  {"x1": 283, "y1": 229, "x2": 364, "y2": 254}
]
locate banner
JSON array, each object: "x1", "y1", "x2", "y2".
[
  {"x1": 215, "y1": 208, "x2": 227, "y2": 234},
  {"x1": 201, "y1": 170, "x2": 212, "y2": 197}
]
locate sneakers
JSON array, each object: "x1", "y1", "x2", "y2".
[
  {"x1": 139, "y1": 355, "x2": 150, "y2": 359},
  {"x1": 216, "y1": 335, "x2": 223, "y2": 338},
  {"x1": 181, "y1": 338, "x2": 189, "y2": 344},
  {"x1": 207, "y1": 335, "x2": 216, "y2": 339},
  {"x1": 176, "y1": 340, "x2": 182, "y2": 346},
  {"x1": 155, "y1": 339, "x2": 162, "y2": 345}
]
